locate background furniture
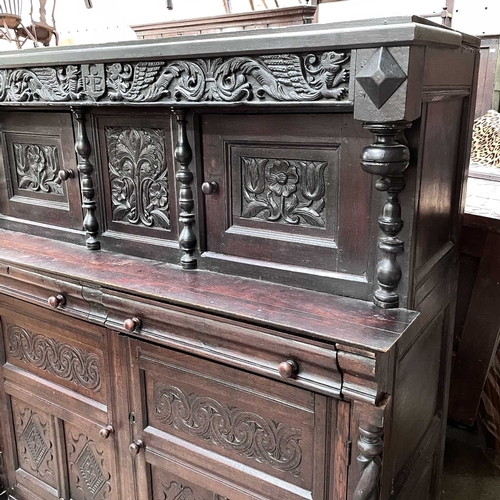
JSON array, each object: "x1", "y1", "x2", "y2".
[{"x1": 0, "y1": 16, "x2": 478, "y2": 500}]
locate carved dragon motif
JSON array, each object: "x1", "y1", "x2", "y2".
[{"x1": 0, "y1": 51, "x2": 350, "y2": 105}]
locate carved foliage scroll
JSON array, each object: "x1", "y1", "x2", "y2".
[
  {"x1": 12, "y1": 399, "x2": 57, "y2": 488},
  {"x1": 0, "y1": 51, "x2": 350, "y2": 105},
  {"x1": 13, "y1": 143, "x2": 63, "y2": 195},
  {"x1": 241, "y1": 156, "x2": 327, "y2": 227},
  {"x1": 105, "y1": 127, "x2": 170, "y2": 229},
  {"x1": 152, "y1": 382, "x2": 302, "y2": 476},
  {"x1": 66, "y1": 427, "x2": 111, "y2": 499},
  {"x1": 7, "y1": 324, "x2": 101, "y2": 392}
]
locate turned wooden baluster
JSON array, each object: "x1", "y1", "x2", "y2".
[
  {"x1": 353, "y1": 421, "x2": 384, "y2": 500},
  {"x1": 73, "y1": 108, "x2": 100, "y2": 250},
  {"x1": 173, "y1": 109, "x2": 197, "y2": 269},
  {"x1": 360, "y1": 122, "x2": 411, "y2": 308}
]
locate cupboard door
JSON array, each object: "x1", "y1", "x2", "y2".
[
  {"x1": 0, "y1": 299, "x2": 119, "y2": 499},
  {"x1": 201, "y1": 113, "x2": 373, "y2": 297},
  {"x1": 0, "y1": 112, "x2": 83, "y2": 239},
  {"x1": 127, "y1": 338, "x2": 346, "y2": 500}
]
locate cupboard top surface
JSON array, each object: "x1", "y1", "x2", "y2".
[
  {"x1": 0, "y1": 16, "x2": 478, "y2": 69},
  {"x1": 0, "y1": 228, "x2": 418, "y2": 352}
]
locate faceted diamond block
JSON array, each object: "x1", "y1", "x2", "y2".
[
  {"x1": 21, "y1": 416, "x2": 49, "y2": 468},
  {"x1": 75, "y1": 443, "x2": 106, "y2": 498},
  {"x1": 356, "y1": 47, "x2": 407, "y2": 109}
]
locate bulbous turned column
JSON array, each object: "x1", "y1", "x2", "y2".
[
  {"x1": 360, "y1": 122, "x2": 411, "y2": 309},
  {"x1": 353, "y1": 422, "x2": 384, "y2": 500},
  {"x1": 173, "y1": 109, "x2": 197, "y2": 269},
  {"x1": 73, "y1": 108, "x2": 100, "y2": 250}
]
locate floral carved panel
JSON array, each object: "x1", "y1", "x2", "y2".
[
  {"x1": 12, "y1": 398, "x2": 57, "y2": 488},
  {"x1": 152, "y1": 382, "x2": 302, "y2": 476},
  {"x1": 13, "y1": 143, "x2": 63, "y2": 195},
  {"x1": 105, "y1": 127, "x2": 170, "y2": 230},
  {"x1": 66, "y1": 426, "x2": 112, "y2": 500},
  {"x1": 241, "y1": 157, "x2": 327, "y2": 228},
  {"x1": 7, "y1": 324, "x2": 101, "y2": 392}
]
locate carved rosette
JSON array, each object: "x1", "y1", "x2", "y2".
[
  {"x1": 353, "y1": 422, "x2": 384, "y2": 500},
  {"x1": 0, "y1": 51, "x2": 350, "y2": 106},
  {"x1": 13, "y1": 143, "x2": 63, "y2": 195},
  {"x1": 8, "y1": 324, "x2": 101, "y2": 392},
  {"x1": 241, "y1": 157, "x2": 327, "y2": 228},
  {"x1": 105, "y1": 127, "x2": 170, "y2": 229},
  {"x1": 360, "y1": 122, "x2": 411, "y2": 308},
  {"x1": 153, "y1": 382, "x2": 302, "y2": 476}
]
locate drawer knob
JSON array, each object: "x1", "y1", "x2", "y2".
[
  {"x1": 278, "y1": 360, "x2": 298, "y2": 379},
  {"x1": 124, "y1": 317, "x2": 142, "y2": 332},
  {"x1": 48, "y1": 294, "x2": 66, "y2": 309},
  {"x1": 99, "y1": 425, "x2": 114, "y2": 440},
  {"x1": 129, "y1": 439, "x2": 143, "y2": 455},
  {"x1": 201, "y1": 181, "x2": 219, "y2": 195},
  {"x1": 58, "y1": 169, "x2": 75, "y2": 181}
]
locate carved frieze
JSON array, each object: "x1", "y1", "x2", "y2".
[
  {"x1": 241, "y1": 157, "x2": 327, "y2": 227},
  {"x1": 105, "y1": 127, "x2": 170, "y2": 229},
  {"x1": 7, "y1": 324, "x2": 101, "y2": 392},
  {"x1": 13, "y1": 143, "x2": 63, "y2": 195},
  {"x1": 0, "y1": 51, "x2": 350, "y2": 105},
  {"x1": 153, "y1": 382, "x2": 302, "y2": 476}
]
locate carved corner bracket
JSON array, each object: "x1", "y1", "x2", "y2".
[{"x1": 360, "y1": 122, "x2": 411, "y2": 309}]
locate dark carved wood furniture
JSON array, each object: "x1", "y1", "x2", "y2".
[{"x1": 0, "y1": 16, "x2": 479, "y2": 500}]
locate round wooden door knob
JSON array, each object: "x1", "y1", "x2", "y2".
[
  {"x1": 278, "y1": 360, "x2": 298, "y2": 379},
  {"x1": 201, "y1": 181, "x2": 219, "y2": 195},
  {"x1": 99, "y1": 425, "x2": 114, "y2": 440},
  {"x1": 124, "y1": 317, "x2": 142, "y2": 332},
  {"x1": 129, "y1": 439, "x2": 143, "y2": 455},
  {"x1": 48, "y1": 294, "x2": 66, "y2": 309},
  {"x1": 58, "y1": 169, "x2": 74, "y2": 181}
]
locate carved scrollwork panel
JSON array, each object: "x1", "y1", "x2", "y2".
[
  {"x1": 7, "y1": 324, "x2": 101, "y2": 392},
  {"x1": 105, "y1": 126, "x2": 170, "y2": 230},
  {"x1": 66, "y1": 426, "x2": 112, "y2": 500},
  {"x1": 0, "y1": 51, "x2": 350, "y2": 106},
  {"x1": 13, "y1": 143, "x2": 63, "y2": 195},
  {"x1": 152, "y1": 382, "x2": 302, "y2": 476},
  {"x1": 241, "y1": 156, "x2": 327, "y2": 228},
  {"x1": 11, "y1": 398, "x2": 57, "y2": 488}
]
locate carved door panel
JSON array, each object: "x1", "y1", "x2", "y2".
[
  {"x1": 201, "y1": 113, "x2": 373, "y2": 297},
  {"x1": 93, "y1": 111, "x2": 178, "y2": 262},
  {"x1": 0, "y1": 111, "x2": 83, "y2": 239},
  {"x1": 126, "y1": 338, "x2": 345, "y2": 500},
  {"x1": 0, "y1": 299, "x2": 119, "y2": 499}
]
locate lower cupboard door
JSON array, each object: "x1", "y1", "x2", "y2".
[
  {"x1": 127, "y1": 338, "x2": 350, "y2": 500},
  {"x1": 3, "y1": 393, "x2": 117, "y2": 500}
]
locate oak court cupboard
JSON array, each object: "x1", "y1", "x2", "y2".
[{"x1": 0, "y1": 15, "x2": 479, "y2": 500}]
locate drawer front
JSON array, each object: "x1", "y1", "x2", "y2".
[
  {"x1": 201, "y1": 113, "x2": 373, "y2": 297},
  {"x1": 1, "y1": 300, "x2": 108, "y2": 405},
  {"x1": 104, "y1": 290, "x2": 342, "y2": 398},
  {"x1": 0, "y1": 111, "x2": 83, "y2": 239},
  {"x1": 128, "y1": 339, "x2": 341, "y2": 500}
]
